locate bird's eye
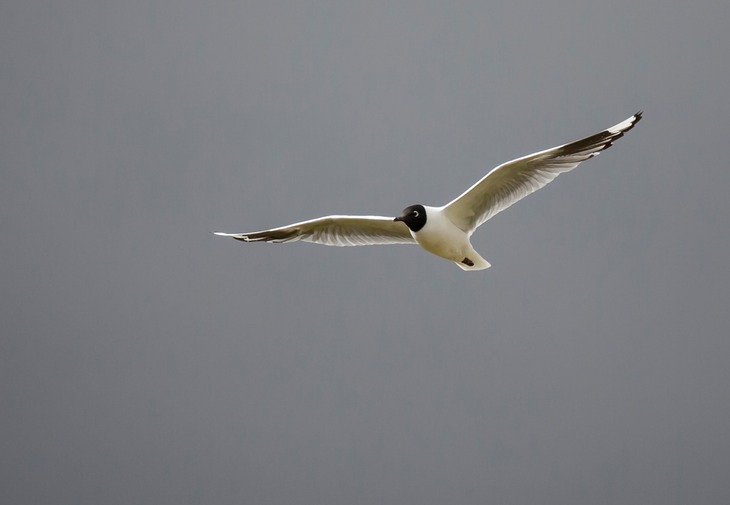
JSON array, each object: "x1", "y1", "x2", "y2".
[{"x1": 412, "y1": 210, "x2": 419, "y2": 217}]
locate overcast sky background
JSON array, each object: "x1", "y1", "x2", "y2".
[{"x1": 2, "y1": 1, "x2": 729, "y2": 504}]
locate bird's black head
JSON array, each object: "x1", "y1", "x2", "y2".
[{"x1": 394, "y1": 204, "x2": 427, "y2": 232}]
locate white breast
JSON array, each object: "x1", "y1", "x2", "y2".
[{"x1": 412, "y1": 206, "x2": 473, "y2": 262}]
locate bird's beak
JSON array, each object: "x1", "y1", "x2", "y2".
[{"x1": 393, "y1": 216, "x2": 403, "y2": 222}]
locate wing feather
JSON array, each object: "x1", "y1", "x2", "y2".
[
  {"x1": 443, "y1": 112, "x2": 643, "y2": 233},
  {"x1": 214, "y1": 215, "x2": 415, "y2": 247}
]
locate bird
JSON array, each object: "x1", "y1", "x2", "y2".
[{"x1": 214, "y1": 111, "x2": 642, "y2": 271}]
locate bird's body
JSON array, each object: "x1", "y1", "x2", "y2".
[
  {"x1": 397, "y1": 205, "x2": 491, "y2": 270},
  {"x1": 215, "y1": 112, "x2": 643, "y2": 271}
]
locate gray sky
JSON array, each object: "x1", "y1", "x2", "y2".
[{"x1": 2, "y1": 1, "x2": 729, "y2": 504}]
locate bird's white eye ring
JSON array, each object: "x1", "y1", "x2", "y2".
[{"x1": 412, "y1": 210, "x2": 419, "y2": 217}]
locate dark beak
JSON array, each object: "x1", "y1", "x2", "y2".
[{"x1": 393, "y1": 216, "x2": 403, "y2": 222}]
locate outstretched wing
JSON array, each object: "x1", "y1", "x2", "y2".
[
  {"x1": 443, "y1": 112, "x2": 643, "y2": 234},
  {"x1": 214, "y1": 215, "x2": 415, "y2": 247}
]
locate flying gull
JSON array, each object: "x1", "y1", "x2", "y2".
[{"x1": 214, "y1": 112, "x2": 642, "y2": 271}]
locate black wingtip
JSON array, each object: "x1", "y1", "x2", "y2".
[
  {"x1": 622, "y1": 111, "x2": 643, "y2": 135},
  {"x1": 627, "y1": 111, "x2": 644, "y2": 131}
]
